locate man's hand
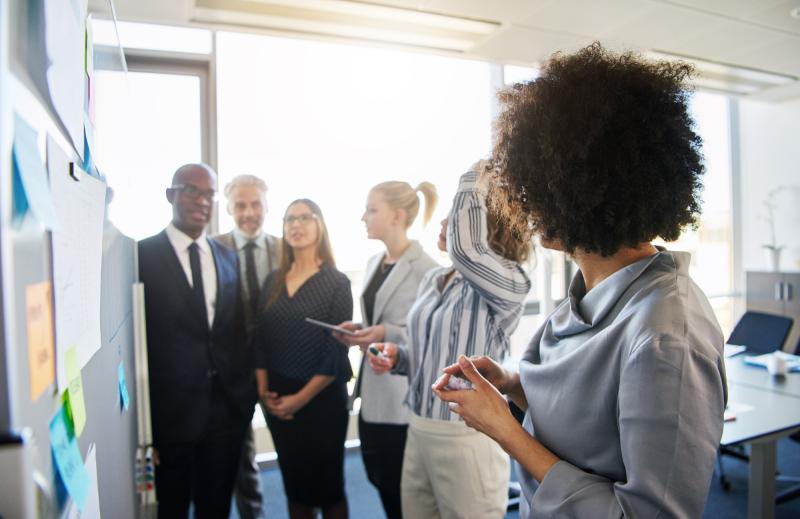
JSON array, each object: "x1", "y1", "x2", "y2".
[{"x1": 367, "y1": 342, "x2": 398, "y2": 374}]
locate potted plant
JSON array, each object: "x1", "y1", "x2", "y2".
[{"x1": 762, "y1": 186, "x2": 786, "y2": 271}]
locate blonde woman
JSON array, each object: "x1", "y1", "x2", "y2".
[
  {"x1": 333, "y1": 181, "x2": 438, "y2": 519},
  {"x1": 255, "y1": 199, "x2": 353, "y2": 519}
]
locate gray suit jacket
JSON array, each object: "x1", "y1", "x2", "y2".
[
  {"x1": 212, "y1": 231, "x2": 282, "y2": 330},
  {"x1": 358, "y1": 240, "x2": 439, "y2": 424}
]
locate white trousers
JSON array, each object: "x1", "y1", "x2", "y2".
[{"x1": 401, "y1": 414, "x2": 509, "y2": 519}]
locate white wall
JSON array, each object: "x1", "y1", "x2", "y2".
[{"x1": 738, "y1": 98, "x2": 800, "y2": 273}]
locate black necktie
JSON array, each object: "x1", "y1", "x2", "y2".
[
  {"x1": 244, "y1": 240, "x2": 261, "y2": 313},
  {"x1": 188, "y1": 242, "x2": 208, "y2": 323}
]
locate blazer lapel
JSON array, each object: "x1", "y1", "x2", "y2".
[
  {"x1": 156, "y1": 232, "x2": 208, "y2": 321},
  {"x1": 373, "y1": 259, "x2": 410, "y2": 325},
  {"x1": 360, "y1": 254, "x2": 382, "y2": 325},
  {"x1": 209, "y1": 239, "x2": 234, "y2": 332},
  {"x1": 372, "y1": 242, "x2": 424, "y2": 324}
]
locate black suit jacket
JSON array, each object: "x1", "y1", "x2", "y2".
[{"x1": 138, "y1": 230, "x2": 256, "y2": 446}]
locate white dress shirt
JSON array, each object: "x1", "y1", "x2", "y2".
[
  {"x1": 165, "y1": 223, "x2": 217, "y2": 327},
  {"x1": 232, "y1": 228, "x2": 271, "y2": 305}
]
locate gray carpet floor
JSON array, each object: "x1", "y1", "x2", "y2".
[{"x1": 230, "y1": 437, "x2": 800, "y2": 518}]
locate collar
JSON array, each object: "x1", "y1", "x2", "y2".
[
  {"x1": 549, "y1": 247, "x2": 686, "y2": 338},
  {"x1": 166, "y1": 222, "x2": 211, "y2": 255},
  {"x1": 232, "y1": 228, "x2": 266, "y2": 250},
  {"x1": 434, "y1": 267, "x2": 461, "y2": 292}
]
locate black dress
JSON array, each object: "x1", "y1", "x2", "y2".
[{"x1": 254, "y1": 264, "x2": 353, "y2": 506}]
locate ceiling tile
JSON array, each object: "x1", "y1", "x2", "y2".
[
  {"x1": 748, "y1": 1, "x2": 800, "y2": 35},
  {"x1": 468, "y1": 24, "x2": 592, "y2": 65},
  {"x1": 657, "y1": 0, "x2": 788, "y2": 20},
  {"x1": 517, "y1": 0, "x2": 651, "y2": 38}
]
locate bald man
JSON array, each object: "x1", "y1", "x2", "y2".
[{"x1": 138, "y1": 164, "x2": 257, "y2": 518}]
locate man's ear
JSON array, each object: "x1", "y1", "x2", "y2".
[
  {"x1": 226, "y1": 202, "x2": 234, "y2": 216},
  {"x1": 166, "y1": 188, "x2": 175, "y2": 204}
]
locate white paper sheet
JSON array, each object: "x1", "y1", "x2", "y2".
[
  {"x1": 66, "y1": 443, "x2": 101, "y2": 519},
  {"x1": 48, "y1": 135, "x2": 106, "y2": 389},
  {"x1": 43, "y1": 0, "x2": 88, "y2": 159}
]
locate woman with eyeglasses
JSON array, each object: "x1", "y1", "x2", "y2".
[{"x1": 254, "y1": 199, "x2": 353, "y2": 519}]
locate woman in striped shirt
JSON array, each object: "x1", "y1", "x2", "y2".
[{"x1": 369, "y1": 167, "x2": 531, "y2": 518}]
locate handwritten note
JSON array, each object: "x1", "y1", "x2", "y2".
[
  {"x1": 50, "y1": 405, "x2": 90, "y2": 512},
  {"x1": 26, "y1": 281, "x2": 56, "y2": 400},
  {"x1": 65, "y1": 346, "x2": 87, "y2": 437}
]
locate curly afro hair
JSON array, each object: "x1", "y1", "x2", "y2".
[{"x1": 490, "y1": 42, "x2": 704, "y2": 257}]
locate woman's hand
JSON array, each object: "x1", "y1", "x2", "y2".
[
  {"x1": 332, "y1": 321, "x2": 362, "y2": 346},
  {"x1": 433, "y1": 355, "x2": 520, "y2": 441},
  {"x1": 263, "y1": 392, "x2": 306, "y2": 421},
  {"x1": 348, "y1": 325, "x2": 386, "y2": 350},
  {"x1": 367, "y1": 342, "x2": 398, "y2": 374},
  {"x1": 434, "y1": 355, "x2": 513, "y2": 394}
]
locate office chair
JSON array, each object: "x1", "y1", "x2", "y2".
[
  {"x1": 726, "y1": 311, "x2": 794, "y2": 355},
  {"x1": 717, "y1": 311, "x2": 794, "y2": 491}
]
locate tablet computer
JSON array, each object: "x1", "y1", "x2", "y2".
[{"x1": 304, "y1": 317, "x2": 358, "y2": 336}]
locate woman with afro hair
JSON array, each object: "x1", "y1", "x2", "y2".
[{"x1": 434, "y1": 43, "x2": 727, "y2": 518}]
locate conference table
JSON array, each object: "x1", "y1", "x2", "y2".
[{"x1": 722, "y1": 356, "x2": 800, "y2": 519}]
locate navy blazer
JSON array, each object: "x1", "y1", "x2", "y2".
[{"x1": 139, "y1": 230, "x2": 256, "y2": 446}]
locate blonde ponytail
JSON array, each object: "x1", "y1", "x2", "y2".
[
  {"x1": 370, "y1": 180, "x2": 438, "y2": 229},
  {"x1": 414, "y1": 181, "x2": 438, "y2": 226}
]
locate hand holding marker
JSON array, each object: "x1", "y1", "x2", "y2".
[{"x1": 368, "y1": 344, "x2": 386, "y2": 358}]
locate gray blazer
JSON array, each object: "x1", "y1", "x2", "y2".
[
  {"x1": 358, "y1": 240, "x2": 438, "y2": 424},
  {"x1": 212, "y1": 231, "x2": 282, "y2": 329}
]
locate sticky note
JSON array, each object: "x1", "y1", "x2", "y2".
[
  {"x1": 118, "y1": 361, "x2": 130, "y2": 411},
  {"x1": 12, "y1": 114, "x2": 60, "y2": 229},
  {"x1": 49, "y1": 405, "x2": 90, "y2": 512},
  {"x1": 26, "y1": 281, "x2": 55, "y2": 400},
  {"x1": 65, "y1": 346, "x2": 87, "y2": 437}
]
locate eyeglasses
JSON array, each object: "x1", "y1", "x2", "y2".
[
  {"x1": 171, "y1": 183, "x2": 217, "y2": 202},
  {"x1": 283, "y1": 213, "x2": 318, "y2": 225}
]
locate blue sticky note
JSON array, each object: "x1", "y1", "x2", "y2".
[
  {"x1": 49, "y1": 405, "x2": 90, "y2": 512},
  {"x1": 12, "y1": 114, "x2": 60, "y2": 230},
  {"x1": 118, "y1": 361, "x2": 130, "y2": 411}
]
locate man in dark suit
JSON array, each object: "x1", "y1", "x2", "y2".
[
  {"x1": 139, "y1": 163, "x2": 256, "y2": 518},
  {"x1": 213, "y1": 174, "x2": 280, "y2": 519}
]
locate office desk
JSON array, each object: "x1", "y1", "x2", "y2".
[
  {"x1": 726, "y1": 356, "x2": 800, "y2": 398},
  {"x1": 722, "y1": 383, "x2": 800, "y2": 519}
]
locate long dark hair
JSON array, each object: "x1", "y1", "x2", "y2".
[{"x1": 265, "y1": 199, "x2": 336, "y2": 308}]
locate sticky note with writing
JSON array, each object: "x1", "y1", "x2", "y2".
[{"x1": 65, "y1": 346, "x2": 87, "y2": 436}]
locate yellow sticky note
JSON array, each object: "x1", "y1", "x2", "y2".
[
  {"x1": 65, "y1": 346, "x2": 87, "y2": 437},
  {"x1": 26, "y1": 281, "x2": 55, "y2": 400}
]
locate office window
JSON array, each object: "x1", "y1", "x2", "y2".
[
  {"x1": 216, "y1": 31, "x2": 493, "y2": 283},
  {"x1": 657, "y1": 91, "x2": 733, "y2": 332},
  {"x1": 94, "y1": 70, "x2": 203, "y2": 239}
]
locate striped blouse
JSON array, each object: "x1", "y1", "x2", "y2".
[{"x1": 395, "y1": 171, "x2": 532, "y2": 421}]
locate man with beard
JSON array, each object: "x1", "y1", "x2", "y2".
[{"x1": 214, "y1": 174, "x2": 281, "y2": 518}]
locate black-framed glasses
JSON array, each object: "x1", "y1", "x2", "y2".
[
  {"x1": 283, "y1": 213, "x2": 318, "y2": 225},
  {"x1": 171, "y1": 183, "x2": 217, "y2": 202}
]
